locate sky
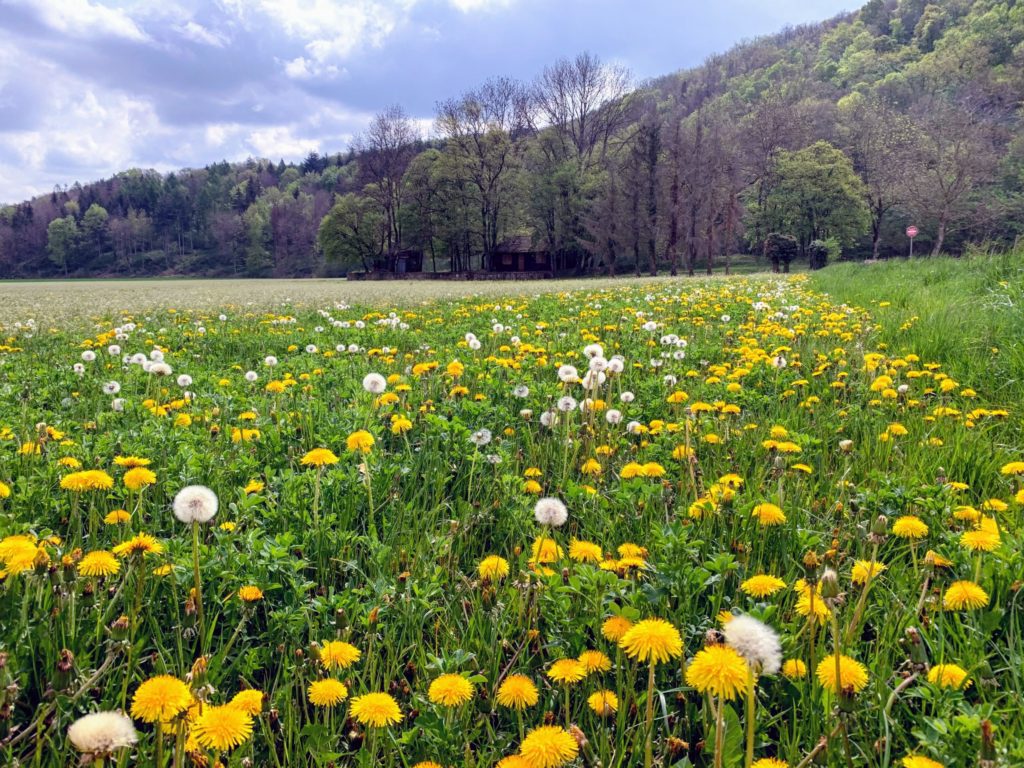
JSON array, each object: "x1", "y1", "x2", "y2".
[{"x1": 0, "y1": 0, "x2": 855, "y2": 204}]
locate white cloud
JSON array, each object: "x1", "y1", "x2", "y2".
[
  {"x1": 246, "y1": 126, "x2": 320, "y2": 159},
  {"x1": 447, "y1": 0, "x2": 515, "y2": 12},
  {"x1": 177, "y1": 20, "x2": 229, "y2": 46},
  {"x1": 12, "y1": 0, "x2": 150, "y2": 42}
]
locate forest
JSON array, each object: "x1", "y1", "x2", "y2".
[{"x1": 2, "y1": 0, "x2": 1023, "y2": 278}]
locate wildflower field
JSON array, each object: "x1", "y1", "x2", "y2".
[{"x1": 1, "y1": 255, "x2": 1023, "y2": 768}]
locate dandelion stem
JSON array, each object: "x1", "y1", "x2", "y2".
[
  {"x1": 644, "y1": 660, "x2": 656, "y2": 768},
  {"x1": 745, "y1": 669, "x2": 756, "y2": 768},
  {"x1": 191, "y1": 520, "x2": 205, "y2": 653}
]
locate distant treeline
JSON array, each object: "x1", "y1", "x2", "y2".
[{"x1": 3, "y1": 0, "x2": 1024, "y2": 279}]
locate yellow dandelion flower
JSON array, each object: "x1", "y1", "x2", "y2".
[
  {"x1": 601, "y1": 615, "x2": 633, "y2": 643},
  {"x1": 61, "y1": 470, "x2": 114, "y2": 492},
  {"x1": 103, "y1": 509, "x2": 131, "y2": 525},
  {"x1": 685, "y1": 645, "x2": 749, "y2": 701},
  {"x1": 123, "y1": 467, "x2": 157, "y2": 491},
  {"x1": 901, "y1": 756, "x2": 944, "y2": 768},
  {"x1": 960, "y1": 517, "x2": 1000, "y2": 553},
  {"x1": 346, "y1": 430, "x2": 375, "y2": 454},
  {"x1": 815, "y1": 654, "x2": 868, "y2": 695},
  {"x1": 496, "y1": 674, "x2": 538, "y2": 710},
  {"x1": 300, "y1": 448, "x2": 339, "y2": 467},
  {"x1": 191, "y1": 704, "x2": 253, "y2": 751},
  {"x1": 587, "y1": 689, "x2": 618, "y2": 717},
  {"x1": 319, "y1": 640, "x2": 361, "y2": 670},
  {"x1": 350, "y1": 692, "x2": 402, "y2": 727},
  {"x1": 851, "y1": 560, "x2": 886, "y2": 586},
  {"x1": 751, "y1": 759, "x2": 788, "y2": 768},
  {"x1": 740, "y1": 574, "x2": 787, "y2": 598},
  {"x1": 518, "y1": 726, "x2": 579, "y2": 768},
  {"x1": 228, "y1": 690, "x2": 264, "y2": 715},
  {"x1": 77, "y1": 550, "x2": 120, "y2": 578},
  {"x1": 577, "y1": 649, "x2": 612, "y2": 674},
  {"x1": 943, "y1": 581, "x2": 989, "y2": 611},
  {"x1": 114, "y1": 456, "x2": 151, "y2": 468},
  {"x1": 428, "y1": 674, "x2": 474, "y2": 707},
  {"x1": 238, "y1": 585, "x2": 263, "y2": 602},
  {"x1": 130, "y1": 676, "x2": 192, "y2": 723},
  {"x1": 619, "y1": 618, "x2": 684, "y2": 665},
  {"x1": 478, "y1": 555, "x2": 510, "y2": 581},
  {"x1": 568, "y1": 539, "x2": 603, "y2": 564},
  {"x1": 752, "y1": 502, "x2": 786, "y2": 526},
  {"x1": 308, "y1": 679, "x2": 349, "y2": 707},
  {"x1": 927, "y1": 664, "x2": 970, "y2": 690},
  {"x1": 782, "y1": 659, "x2": 807, "y2": 679},
  {"x1": 547, "y1": 659, "x2": 586, "y2": 685},
  {"x1": 112, "y1": 533, "x2": 163, "y2": 558},
  {"x1": 892, "y1": 516, "x2": 928, "y2": 539}
]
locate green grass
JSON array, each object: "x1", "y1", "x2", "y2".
[{"x1": 0, "y1": 262, "x2": 1022, "y2": 768}]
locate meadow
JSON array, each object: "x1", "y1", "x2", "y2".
[{"x1": 0, "y1": 255, "x2": 1022, "y2": 768}]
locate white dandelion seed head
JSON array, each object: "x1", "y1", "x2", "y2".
[
  {"x1": 469, "y1": 428, "x2": 492, "y2": 447},
  {"x1": 149, "y1": 349, "x2": 164, "y2": 362},
  {"x1": 354, "y1": 320, "x2": 365, "y2": 329},
  {"x1": 588, "y1": 356, "x2": 608, "y2": 373},
  {"x1": 673, "y1": 350, "x2": 687, "y2": 361},
  {"x1": 314, "y1": 326, "x2": 325, "y2": 333},
  {"x1": 219, "y1": 314, "x2": 228, "y2": 321},
  {"x1": 771, "y1": 355, "x2": 787, "y2": 370},
  {"x1": 245, "y1": 371, "x2": 258, "y2": 382},
  {"x1": 176, "y1": 374, "x2": 192, "y2": 388},
  {"x1": 720, "y1": 314, "x2": 731, "y2": 323},
  {"x1": 510, "y1": 335, "x2": 521, "y2": 345},
  {"x1": 172, "y1": 485, "x2": 218, "y2": 524},
  {"x1": 557, "y1": 396, "x2": 577, "y2": 413},
  {"x1": 626, "y1": 420, "x2": 644, "y2": 435},
  {"x1": 130, "y1": 353, "x2": 147, "y2": 366},
  {"x1": 81, "y1": 350, "x2": 96, "y2": 362},
  {"x1": 534, "y1": 497, "x2": 568, "y2": 527},
  {"x1": 305, "y1": 344, "x2": 318, "y2": 354},
  {"x1": 642, "y1": 321, "x2": 658, "y2": 332},
  {"x1": 468, "y1": 338, "x2": 482, "y2": 351},
  {"x1": 607, "y1": 357, "x2": 625, "y2": 374},
  {"x1": 513, "y1": 385, "x2": 530, "y2": 398},
  {"x1": 557, "y1": 365, "x2": 578, "y2": 383},
  {"x1": 102, "y1": 381, "x2": 121, "y2": 396},
  {"x1": 581, "y1": 370, "x2": 606, "y2": 389},
  {"x1": 347, "y1": 344, "x2": 359, "y2": 353},
  {"x1": 897, "y1": 384, "x2": 909, "y2": 394},
  {"x1": 264, "y1": 356, "x2": 278, "y2": 367},
  {"x1": 723, "y1": 614, "x2": 782, "y2": 675},
  {"x1": 605, "y1": 408, "x2": 623, "y2": 425},
  {"x1": 149, "y1": 362, "x2": 173, "y2": 377},
  {"x1": 519, "y1": 408, "x2": 533, "y2": 420},
  {"x1": 67, "y1": 711, "x2": 137, "y2": 755},
  {"x1": 107, "y1": 345, "x2": 121, "y2": 356},
  {"x1": 73, "y1": 363, "x2": 86, "y2": 375},
  {"x1": 111, "y1": 398, "x2": 125, "y2": 412},
  {"x1": 583, "y1": 343, "x2": 604, "y2": 359},
  {"x1": 663, "y1": 374, "x2": 678, "y2": 386},
  {"x1": 539, "y1": 410, "x2": 557, "y2": 428},
  {"x1": 620, "y1": 391, "x2": 635, "y2": 404},
  {"x1": 362, "y1": 373, "x2": 387, "y2": 394}
]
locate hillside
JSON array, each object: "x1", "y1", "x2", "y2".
[{"x1": 2, "y1": 0, "x2": 1023, "y2": 278}]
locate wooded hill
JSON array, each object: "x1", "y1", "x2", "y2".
[{"x1": 2, "y1": 0, "x2": 1022, "y2": 279}]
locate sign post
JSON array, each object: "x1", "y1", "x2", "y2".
[{"x1": 906, "y1": 225, "x2": 919, "y2": 258}]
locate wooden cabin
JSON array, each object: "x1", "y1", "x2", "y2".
[
  {"x1": 373, "y1": 249, "x2": 424, "y2": 275},
  {"x1": 490, "y1": 236, "x2": 552, "y2": 274}
]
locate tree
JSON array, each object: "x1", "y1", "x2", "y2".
[
  {"x1": 436, "y1": 77, "x2": 531, "y2": 267},
  {"x1": 356, "y1": 105, "x2": 418, "y2": 252},
  {"x1": 318, "y1": 193, "x2": 386, "y2": 273},
  {"x1": 46, "y1": 216, "x2": 79, "y2": 276},
  {"x1": 838, "y1": 93, "x2": 915, "y2": 259},
  {"x1": 907, "y1": 97, "x2": 1001, "y2": 255},
  {"x1": 82, "y1": 203, "x2": 109, "y2": 262},
  {"x1": 756, "y1": 141, "x2": 870, "y2": 265}
]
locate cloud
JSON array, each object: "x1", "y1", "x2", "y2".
[
  {"x1": 246, "y1": 126, "x2": 321, "y2": 159},
  {"x1": 177, "y1": 20, "x2": 229, "y2": 47},
  {"x1": 10, "y1": 0, "x2": 150, "y2": 42},
  {"x1": 447, "y1": 0, "x2": 515, "y2": 12}
]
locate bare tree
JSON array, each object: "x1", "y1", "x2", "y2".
[
  {"x1": 436, "y1": 77, "x2": 531, "y2": 266},
  {"x1": 356, "y1": 105, "x2": 418, "y2": 252},
  {"x1": 907, "y1": 96, "x2": 1002, "y2": 255},
  {"x1": 533, "y1": 52, "x2": 632, "y2": 170}
]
